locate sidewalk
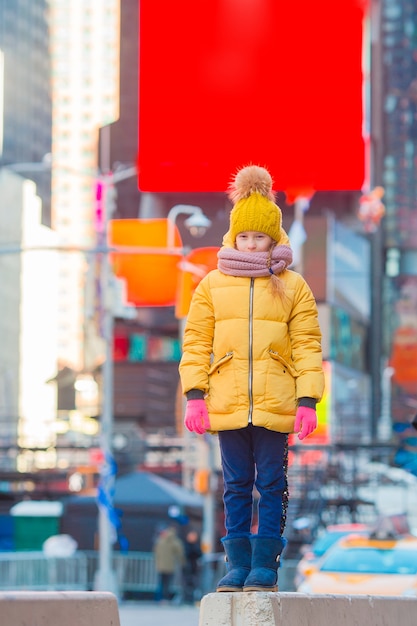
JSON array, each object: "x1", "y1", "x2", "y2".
[{"x1": 118, "y1": 602, "x2": 200, "y2": 626}]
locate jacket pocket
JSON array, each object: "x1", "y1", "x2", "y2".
[
  {"x1": 208, "y1": 351, "x2": 234, "y2": 376},
  {"x1": 266, "y1": 350, "x2": 297, "y2": 413},
  {"x1": 268, "y1": 350, "x2": 298, "y2": 378},
  {"x1": 207, "y1": 352, "x2": 238, "y2": 413}
]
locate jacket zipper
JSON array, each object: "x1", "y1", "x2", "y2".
[{"x1": 248, "y1": 278, "x2": 254, "y2": 424}]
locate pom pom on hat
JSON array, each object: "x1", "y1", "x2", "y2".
[
  {"x1": 225, "y1": 165, "x2": 283, "y2": 244},
  {"x1": 228, "y1": 165, "x2": 276, "y2": 204}
]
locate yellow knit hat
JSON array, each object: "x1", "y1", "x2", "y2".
[{"x1": 224, "y1": 165, "x2": 282, "y2": 245}]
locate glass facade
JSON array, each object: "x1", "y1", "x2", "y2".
[
  {"x1": 0, "y1": 0, "x2": 52, "y2": 224},
  {"x1": 382, "y1": 0, "x2": 417, "y2": 471}
]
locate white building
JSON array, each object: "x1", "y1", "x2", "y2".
[
  {"x1": 48, "y1": 0, "x2": 120, "y2": 372},
  {"x1": 0, "y1": 169, "x2": 58, "y2": 470}
]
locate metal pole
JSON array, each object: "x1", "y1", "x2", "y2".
[
  {"x1": 179, "y1": 316, "x2": 194, "y2": 491},
  {"x1": 170, "y1": 204, "x2": 216, "y2": 553},
  {"x1": 93, "y1": 174, "x2": 119, "y2": 595},
  {"x1": 370, "y1": 225, "x2": 383, "y2": 439},
  {"x1": 288, "y1": 197, "x2": 309, "y2": 275},
  {"x1": 93, "y1": 235, "x2": 118, "y2": 595},
  {"x1": 294, "y1": 198, "x2": 305, "y2": 275},
  {"x1": 369, "y1": 0, "x2": 384, "y2": 439},
  {"x1": 202, "y1": 436, "x2": 216, "y2": 554},
  {"x1": 91, "y1": 166, "x2": 138, "y2": 594},
  {"x1": 378, "y1": 365, "x2": 394, "y2": 441}
]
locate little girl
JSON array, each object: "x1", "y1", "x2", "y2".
[{"x1": 179, "y1": 164, "x2": 324, "y2": 592}]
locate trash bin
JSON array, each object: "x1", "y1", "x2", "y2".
[
  {"x1": 10, "y1": 501, "x2": 63, "y2": 551},
  {"x1": 0, "y1": 514, "x2": 15, "y2": 550}
]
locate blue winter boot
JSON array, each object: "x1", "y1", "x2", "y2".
[
  {"x1": 243, "y1": 536, "x2": 285, "y2": 592},
  {"x1": 216, "y1": 536, "x2": 252, "y2": 592}
]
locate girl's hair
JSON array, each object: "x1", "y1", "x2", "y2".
[{"x1": 267, "y1": 244, "x2": 286, "y2": 300}]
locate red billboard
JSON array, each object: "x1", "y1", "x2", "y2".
[{"x1": 138, "y1": 0, "x2": 367, "y2": 194}]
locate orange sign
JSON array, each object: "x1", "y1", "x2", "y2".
[
  {"x1": 175, "y1": 246, "x2": 219, "y2": 318},
  {"x1": 108, "y1": 218, "x2": 183, "y2": 306}
]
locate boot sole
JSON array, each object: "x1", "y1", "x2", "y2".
[
  {"x1": 243, "y1": 585, "x2": 278, "y2": 592},
  {"x1": 216, "y1": 586, "x2": 243, "y2": 592}
]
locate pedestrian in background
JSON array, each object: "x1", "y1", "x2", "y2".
[
  {"x1": 153, "y1": 524, "x2": 185, "y2": 602},
  {"x1": 182, "y1": 529, "x2": 203, "y2": 604},
  {"x1": 179, "y1": 164, "x2": 324, "y2": 592}
]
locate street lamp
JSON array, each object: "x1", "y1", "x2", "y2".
[
  {"x1": 166, "y1": 204, "x2": 216, "y2": 554},
  {"x1": 166, "y1": 203, "x2": 212, "y2": 490},
  {"x1": 167, "y1": 204, "x2": 212, "y2": 248}
]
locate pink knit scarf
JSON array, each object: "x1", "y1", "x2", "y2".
[{"x1": 217, "y1": 245, "x2": 293, "y2": 277}]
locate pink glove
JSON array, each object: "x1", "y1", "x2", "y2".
[
  {"x1": 294, "y1": 406, "x2": 317, "y2": 440},
  {"x1": 184, "y1": 399, "x2": 211, "y2": 434}
]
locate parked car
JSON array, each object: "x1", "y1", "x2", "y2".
[
  {"x1": 294, "y1": 523, "x2": 369, "y2": 588},
  {"x1": 296, "y1": 533, "x2": 417, "y2": 596}
]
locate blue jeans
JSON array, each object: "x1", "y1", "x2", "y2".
[{"x1": 218, "y1": 425, "x2": 288, "y2": 538}]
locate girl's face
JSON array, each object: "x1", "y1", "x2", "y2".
[{"x1": 235, "y1": 231, "x2": 274, "y2": 253}]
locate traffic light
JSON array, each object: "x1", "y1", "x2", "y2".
[{"x1": 194, "y1": 469, "x2": 210, "y2": 495}]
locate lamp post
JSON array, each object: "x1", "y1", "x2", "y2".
[
  {"x1": 166, "y1": 204, "x2": 215, "y2": 554},
  {"x1": 92, "y1": 165, "x2": 137, "y2": 595},
  {"x1": 166, "y1": 203, "x2": 212, "y2": 491}
]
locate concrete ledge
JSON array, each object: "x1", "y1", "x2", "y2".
[
  {"x1": 199, "y1": 592, "x2": 417, "y2": 626},
  {"x1": 0, "y1": 591, "x2": 120, "y2": 626}
]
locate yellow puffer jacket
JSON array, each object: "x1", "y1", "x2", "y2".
[{"x1": 179, "y1": 268, "x2": 324, "y2": 433}]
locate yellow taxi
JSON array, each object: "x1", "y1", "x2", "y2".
[
  {"x1": 296, "y1": 533, "x2": 417, "y2": 597},
  {"x1": 294, "y1": 523, "x2": 369, "y2": 588}
]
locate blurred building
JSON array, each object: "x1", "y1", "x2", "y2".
[
  {"x1": 0, "y1": 0, "x2": 52, "y2": 225},
  {"x1": 49, "y1": 0, "x2": 119, "y2": 372},
  {"x1": 0, "y1": 1, "x2": 57, "y2": 473},
  {"x1": 0, "y1": 169, "x2": 58, "y2": 471},
  {"x1": 301, "y1": 215, "x2": 371, "y2": 444},
  {"x1": 380, "y1": 0, "x2": 417, "y2": 473},
  {"x1": 0, "y1": 1, "x2": 123, "y2": 473}
]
